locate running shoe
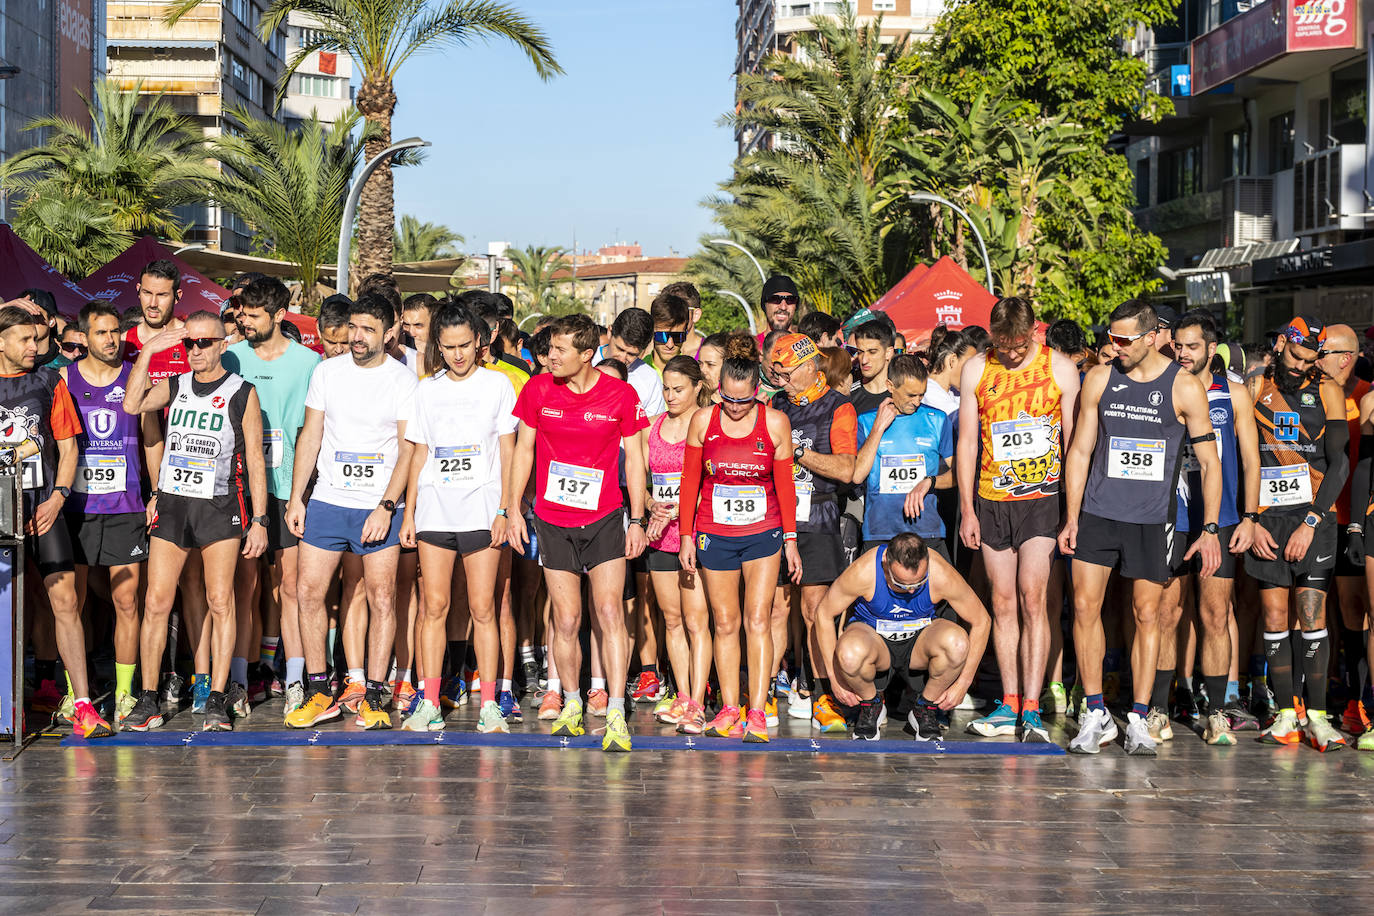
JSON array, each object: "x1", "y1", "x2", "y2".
[
  {"x1": 1171, "y1": 684, "x2": 1200, "y2": 724},
  {"x1": 657, "y1": 693, "x2": 688, "y2": 725},
  {"x1": 58, "y1": 691, "x2": 75, "y2": 723},
  {"x1": 652, "y1": 691, "x2": 678, "y2": 722},
  {"x1": 1145, "y1": 707, "x2": 1173, "y2": 742},
  {"x1": 1203, "y1": 710, "x2": 1236, "y2": 746},
  {"x1": 391, "y1": 680, "x2": 417, "y2": 714},
  {"x1": 285, "y1": 690, "x2": 340, "y2": 728},
  {"x1": 1018, "y1": 709, "x2": 1050, "y2": 743},
  {"x1": 190, "y1": 673, "x2": 210, "y2": 714},
  {"x1": 519, "y1": 658, "x2": 540, "y2": 696},
  {"x1": 852, "y1": 701, "x2": 882, "y2": 741},
  {"x1": 1123, "y1": 713, "x2": 1156, "y2": 756},
  {"x1": 1068, "y1": 708, "x2": 1119, "y2": 755},
  {"x1": 1040, "y1": 682, "x2": 1068, "y2": 716},
  {"x1": 705, "y1": 704, "x2": 743, "y2": 738},
  {"x1": 968, "y1": 700, "x2": 1018, "y2": 737},
  {"x1": 678, "y1": 699, "x2": 706, "y2": 735},
  {"x1": 69, "y1": 700, "x2": 113, "y2": 738},
  {"x1": 1222, "y1": 702, "x2": 1260, "y2": 732},
  {"x1": 202, "y1": 692, "x2": 232, "y2": 732},
  {"x1": 788, "y1": 686, "x2": 812, "y2": 719},
  {"x1": 810, "y1": 694, "x2": 848, "y2": 734},
  {"x1": 29, "y1": 678, "x2": 61, "y2": 715},
  {"x1": 226, "y1": 682, "x2": 250, "y2": 719},
  {"x1": 440, "y1": 674, "x2": 468, "y2": 709},
  {"x1": 774, "y1": 670, "x2": 791, "y2": 697},
  {"x1": 1304, "y1": 710, "x2": 1346, "y2": 752},
  {"x1": 1259, "y1": 708, "x2": 1301, "y2": 745},
  {"x1": 1250, "y1": 682, "x2": 1277, "y2": 723},
  {"x1": 907, "y1": 703, "x2": 941, "y2": 741},
  {"x1": 338, "y1": 677, "x2": 366, "y2": 714},
  {"x1": 603, "y1": 707, "x2": 632, "y2": 752},
  {"x1": 764, "y1": 696, "x2": 779, "y2": 728},
  {"x1": 477, "y1": 700, "x2": 509, "y2": 734},
  {"x1": 953, "y1": 693, "x2": 983, "y2": 711},
  {"x1": 355, "y1": 697, "x2": 392, "y2": 730},
  {"x1": 742, "y1": 707, "x2": 769, "y2": 743},
  {"x1": 1068, "y1": 682, "x2": 1085, "y2": 719},
  {"x1": 537, "y1": 690, "x2": 563, "y2": 721},
  {"x1": 282, "y1": 682, "x2": 306, "y2": 724},
  {"x1": 113, "y1": 691, "x2": 137, "y2": 728},
  {"x1": 248, "y1": 671, "x2": 268, "y2": 704},
  {"x1": 499, "y1": 690, "x2": 523, "y2": 723},
  {"x1": 551, "y1": 697, "x2": 585, "y2": 737},
  {"x1": 122, "y1": 690, "x2": 164, "y2": 732},
  {"x1": 402, "y1": 698, "x2": 445, "y2": 731},
  {"x1": 1358, "y1": 725, "x2": 1374, "y2": 751},
  {"x1": 586, "y1": 688, "x2": 609, "y2": 718},
  {"x1": 1295, "y1": 697, "x2": 1308, "y2": 727},
  {"x1": 160, "y1": 671, "x2": 185, "y2": 708},
  {"x1": 1342, "y1": 699, "x2": 1370, "y2": 736},
  {"x1": 630, "y1": 670, "x2": 663, "y2": 703}
]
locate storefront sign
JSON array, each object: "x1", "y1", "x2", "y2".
[
  {"x1": 1254, "y1": 238, "x2": 1374, "y2": 283},
  {"x1": 1191, "y1": 1, "x2": 1358, "y2": 95},
  {"x1": 1290, "y1": 1, "x2": 1355, "y2": 52}
]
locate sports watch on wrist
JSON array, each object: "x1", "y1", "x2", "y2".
[
  {"x1": 53, "y1": 486, "x2": 70, "y2": 499},
  {"x1": 1303, "y1": 512, "x2": 1321, "y2": 529},
  {"x1": 793, "y1": 446, "x2": 805, "y2": 462},
  {"x1": 494, "y1": 508, "x2": 508, "y2": 518},
  {"x1": 378, "y1": 499, "x2": 396, "y2": 513},
  {"x1": 629, "y1": 516, "x2": 648, "y2": 530},
  {"x1": 1202, "y1": 522, "x2": 1219, "y2": 535},
  {"x1": 1243, "y1": 511, "x2": 1260, "y2": 522},
  {"x1": 251, "y1": 515, "x2": 269, "y2": 527}
]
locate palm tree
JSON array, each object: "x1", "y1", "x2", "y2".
[
  {"x1": 505, "y1": 244, "x2": 568, "y2": 312},
  {"x1": 171, "y1": 1, "x2": 563, "y2": 280},
  {"x1": 10, "y1": 196, "x2": 135, "y2": 278},
  {"x1": 395, "y1": 214, "x2": 463, "y2": 263},
  {"x1": 205, "y1": 107, "x2": 369, "y2": 310},
  {"x1": 0, "y1": 79, "x2": 214, "y2": 247}
]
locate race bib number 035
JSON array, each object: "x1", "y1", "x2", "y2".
[
  {"x1": 712, "y1": 484, "x2": 765, "y2": 526},
  {"x1": 545, "y1": 461, "x2": 603, "y2": 511},
  {"x1": 334, "y1": 451, "x2": 385, "y2": 493},
  {"x1": 1107, "y1": 437, "x2": 1166, "y2": 482},
  {"x1": 1261, "y1": 463, "x2": 1312, "y2": 508}
]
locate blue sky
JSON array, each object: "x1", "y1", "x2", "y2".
[{"x1": 387, "y1": 1, "x2": 738, "y2": 258}]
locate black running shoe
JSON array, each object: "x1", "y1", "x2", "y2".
[
  {"x1": 202, "y1": 691, "x2": 232, "y2": 732},
  {"x1": 1171, "y1": 684, "x2": 1200, "y2": 724},
  {"x1": 123, "y1": 690, "x2": 164, "y2": 732},
  {"x1": 159, "y1": 671, "x2": 184, "y2": 708},
  {"x1": 519, "y1": 659, "x2": 540, "y2": 697},
  {"x1": 852, "y1": 700, "x2": 882, "y2": 741},
  {"x1": 907, "y1": 703, "x2": 941, "y2": 741},
  {"x1": 1223, "y1": 701, "x2": 1260, "y2": 731}
]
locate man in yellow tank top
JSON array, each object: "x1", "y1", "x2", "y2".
[{"x1": 956, "y1": 297, "x2": 1080, "y2": 743}]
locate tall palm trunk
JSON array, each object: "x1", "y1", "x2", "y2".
[{"x1": 356, "y1": 77, "x2": 397, "y2": 280}]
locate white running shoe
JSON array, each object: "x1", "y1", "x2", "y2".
[
  {"x1": 1068, "y1": 707, "x2": 1119, "y2": 754},
  {"x1": 1124, "y1": 712, "x2": 1158, "y2": 756},
  {"x1": 787, "y1": 689, "x2": 812, "y2": 719}
]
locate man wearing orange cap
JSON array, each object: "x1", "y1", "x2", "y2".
[{"x1": 767, "y1": 332, "x2": 859, "y2": 734}]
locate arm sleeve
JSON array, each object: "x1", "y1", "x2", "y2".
[
  {"x1": 830, "y1": 403, "x2": 858, "y2": 454},
  {"x1": 773, "y1": 457, "x2": 797, "y2": 536},
  {"x1": 1314, "y1": 418, "x2": 1350, "y2": 515},
  {"x1": 1350, "y1": 434, "x2": 1373, "y2": 525},
  {"x1": 50, "y1": 379, "x2": 81, "y2": 440},
  {"x1": 678, "y1": 443, "x2": 704, "y2": 536}
]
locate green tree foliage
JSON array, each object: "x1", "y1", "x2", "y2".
[
  {"x1": 506, "y1": 244, "x2": 569, "y2": 313},
  {"x1": 206, "y1": 108, "x2": 368, "y2": 311},
  {"x1": 395, "y1": 215, "x2": 464, "y2": 263}
]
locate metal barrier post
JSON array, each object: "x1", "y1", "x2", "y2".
[{"x1": 0, "y1": 468, "x2": 25, "y2": 752}]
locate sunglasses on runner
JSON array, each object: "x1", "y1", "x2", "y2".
[
  {"x1": 718, "y1": 387, "x2": 758, "y2": 404},
  {"x1": 766, "y1": 294, "x2": 797, "y2": 305},
  {"x1": 184, "y1": 337, "x2": 224, "y2": 351},
  {"x1": 885, "y1": 564, "x2": 927, "y2": 595},
  {"x1": 59, "y1": 342, "x2": 87, "y2": 355},
  {"x1": 1108, "y1": 330, "x2": 1149, "y2": 348},
  {"x1": 653, "y1": 331, "x2": 687, "y2": 345}
]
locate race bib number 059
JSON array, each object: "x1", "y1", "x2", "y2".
[
  {"x1": 1107, "y1": 437, "x2": 1166, "y2": 482},
  {"x1": 545, "y1": 461, "x2": 603, "y2": 511},
  {"x1": 75, "y1": 455, "x2": 126, "y2": 496}
]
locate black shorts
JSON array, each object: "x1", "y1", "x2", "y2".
[
  {"x1": 871, "y1": 631, "x2": 922, "y2": 693},
  {"x1": 67, "y1": 511, "x2": 148, "y2": 568},
  {"x1": 862, "y1": 538, "x2": 950, "y2": 563},
  {"x1": 150, "y1": 491, "x2": 247, "y2": 549},
  {"x1": 417, "y1": 529, "x2": 493, "y2": 555},
  {"x1": 645, "y1": 547, "x2": 680, "y2": 573},
  {"x1": 1167, "y1": 524, "x2": 1237, "y2": 580},
  {"x1": 1337, "y1": 525, "x2": 1363, "y2": 577},
  {"x1": 26, "y1": 513, "x2": 75, "y2": 579},
  {"x1": 1073, "y1": 512, "x2": 1173, "y2": 583},
  {"x1": 533, "y1": 509, "x2": 625, "y2": 573},
  {"x1": 781, "y1": 529, "x2": 845, "y2": 586},
  {"x1": 976, "y1": 495, "x2": 1059, "y2": 551},
  {"x1": 1244, "y1": 512, "x2": 1337, "y2": 589},
  {"x1": 265, "y1": 495, "x2": 298, "y2": 554}
]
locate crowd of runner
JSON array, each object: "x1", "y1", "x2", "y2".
[{"x1": 9, "y1": 259, "x2": 1374, "y2": 756}]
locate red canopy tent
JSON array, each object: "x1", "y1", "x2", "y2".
[
  {"x1": 79, "y1": 236, "x2": 320, "y2": 351},
  {"x1": 0, "y1": 224, "x2": 100, "y2": 318},
  {"x1": 870, "y1": 256, "x2": 996, "y2": 348}
]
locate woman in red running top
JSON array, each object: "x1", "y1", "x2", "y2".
[
  {"x1": 679, "y1": 338, "x2": 800, "y2": 743},
  {"x1": 645, "y1": 356, "x2": 715, "y2": 734}
]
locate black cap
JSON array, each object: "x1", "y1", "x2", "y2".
[
  {"x1": 20, "y1": 288, "x2": 56, "y2": 318},
  {"x1": 761, "y1": 275, "x2": 799, "y2": 305},
  {"x1": 1154, "y1": 305, "x2": 1179, "y2": 330}
]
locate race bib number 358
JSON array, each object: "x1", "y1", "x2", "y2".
[{"x1": 1107, "y1": 437, "x2": 1166, "y2": 482}]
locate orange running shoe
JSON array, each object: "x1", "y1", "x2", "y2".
[
  {"x1": 338, "y1": 677, "x2": 366, "y2": 714},
  {"x1": 1342, "y1": 699, "x2": 1369, "y2": 735},
  {"x1": 71, "y1": 700, "x2": 113, "y2": 739},
  {"x1": 537, "y1": 690, "x2": 563, "y2": 721},
  {"x1": 586, "y1": 688, "x2": 609, "y2": 718},
  {"x1": 765, "y1": 696, "x2": 779, "y2": 727},
  {"x1": 678, "y1": 699, "x2": 706, "y2": 735},
  {"x1": 391, "y1": 680, "x2": 417, "y2": 713},
  {"x1": 656, "y1": 693, "x2": 689, "y2": 725},
  {"x1": 704, "y1": 704, "x2": 743, "y2": 738},
  {"x1": 742, "y1": 707, "x2": 769, "y2": 743}
]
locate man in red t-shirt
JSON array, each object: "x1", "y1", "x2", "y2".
[
  {"x1": 508, "y1": 313, "x2": 648, "y2": 752},
  {"x1": 122, "y1": 259, "x2": 189, "y2": 384}
]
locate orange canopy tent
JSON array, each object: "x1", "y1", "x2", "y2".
[{"x1": 870, "y1": 256, "x2": 996, "y2": 348}]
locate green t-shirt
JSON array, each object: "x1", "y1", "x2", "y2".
[{"x1": 223, "y1": 339, "x2": 321, "y2": 500}]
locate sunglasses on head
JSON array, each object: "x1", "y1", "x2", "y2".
[
  {"x1": 1108, "y1": 330, "x2": 1148, "y2": 348},
  {"x1": 653, "y1": 330, "x2": 687, "y2": 345},
  {"x1": 184, "y1": 337, "x2": 224, "y2": 351},
  {"x1": 766, "y1": 294, "x2": 797, "y2": 305},
  {"x1": 718, "y1": 387, "x2": 758, "y2": 404}
]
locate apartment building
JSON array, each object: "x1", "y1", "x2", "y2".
[{"x1": 281, "y1": 11, "x2": 352, "y2": 129}]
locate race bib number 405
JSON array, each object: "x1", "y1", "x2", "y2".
[
  {"x1": 712, "y1": 484, "x2": 765, "y2": 526},
  {"x1": 334, "y1": 451, "x2": 385, "y2": 493},
  {"x1": 1107, "y1": 437, "x2": 1166, "y2": 481},
  {"x1": 545, "y1": 461, "x2": 603, "y2": 511},
  {"x1": 1261, "y1": 463, "x2": 1312, "y2": 508},
  {"x1": 878, "y1": 454, "x2": 926, "y2": 495}
]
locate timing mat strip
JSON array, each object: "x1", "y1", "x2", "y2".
[{"x1": 60, "y1": 730, "x2": 1065, "y2": 754}]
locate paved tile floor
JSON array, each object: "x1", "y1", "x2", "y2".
[{"x1": 4, "y1": 698, "x2": 1372, "y2": 914}]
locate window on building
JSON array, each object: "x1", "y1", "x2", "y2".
[
  {"x1": 1268, "y1": 111, "x2": 1295, "y2": 171},
  {"x1": 1158, "y1": 144, "x2": 1202, "y2": 202},
  {"x1": 787, "y1": 3, "x2": 813, "y2": 16},
  {"x1": 227, "y1": 0, "x2": 249, "y2": 24},
  {"x1": 822, "y1": 1, "x2": 854, "y2": 11},
  {"x1": 1223, "y1": 127, "x2": 1249, "y2": 178},
  {"x1": 298, "y1": 75, "x2": 336, "y2": 98},
  {"x1": 1134, "y1": 159, "x2": 1151, "y2": 208},
  {"x1": 230, "y1": 57, "x2": 245, "y2": 85},
  {"x1": 299, "y1": 27, "x2": 328, "y2": 49},
  {"x1": 1332, "y1": 60, "x2": 1367, "y2": 146},
  {"x1": 872, "y1": 0, "x2": 897, "y2": 9}
]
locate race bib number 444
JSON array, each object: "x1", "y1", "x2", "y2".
[{"x1": 1107, "y1": 437, "x2": 1166, "y2": 482}]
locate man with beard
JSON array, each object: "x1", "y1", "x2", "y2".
[
  {"x1": 123, "y1": 261, "x2": 188, "y2": 383},
  {"x1": 756, "y1": 275, "x2": 800, "y2": 348},
  {"x1": 222, "y1": 278, "x2": 320, "y2": 721},
  {"x1": 1245, "y1": 317, "x2": 1349, "y2": 751}
]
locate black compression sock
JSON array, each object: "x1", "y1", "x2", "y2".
[
  {"x1": 816, "y1": 677, "x2": 832, "y2": 697},
  {"x1": 447, "y1": 641, "x2": 466, "y2": 677},
  {"x1": 1342, "y1": 628, "x2": 1366, "y2": 693},
  {"x1": 1203, "y1": 675, "x2": 1228, "y2": 713},
  {"x1": 1301, "y1": 630, "x2": 1331, "y2": 711},
  {"x1": 1151, "y1": 669, "x2": 1174, "y2": 710},
  {"x1": 306, "y1": 671, "x2": 331, "y2": 697},
  {"x1": 1264, "y1": 632, "x2": 1295, "y2": 709}
]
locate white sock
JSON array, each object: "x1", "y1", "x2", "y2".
[
  {"x1": 347, "y1": 667, "x2": 364, "y2": 683},
  {"x1": 591, "y1": 677, "x2": 606, "y2": 691},
  {"x1": 547, "y1": 678, "x2": 561, "y2": 695},
  {"x1": 499, "y1": 679, "x2": 512, "y2": 692}
]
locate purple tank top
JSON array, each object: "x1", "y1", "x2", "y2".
[
  {"x1": 67, "y1": 362, "x2": 144, "y2": 515},
  {"x1": 648, "y1": 414, "x2": 687, "y2": 552}
]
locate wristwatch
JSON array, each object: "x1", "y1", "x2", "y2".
[
  {"x1": 1303, "y1": 511, "x2": 1321, "y2": 529},
  {"x1": 378, "y1": 499, "x2": 396, "y2": 513},
  {"x1": 1243, "y1": 511, "x2": 1260, "y2": 522},
  {"x1": 53, "y1": 486, "x2": 70, "y2": 499},
  {"x1": 629, "y1": 516, "x2": 648, "y2": 530},
  {"x1": 494, "y1": 508, "x2": 508, "y2": 518},
  {"x1": 1202, "y1": 522, "x2": 1219, "y2": 535},
  {"x1": 793, "y1": 445, "x2": 805, "y2": 462},
  {"x1": 251, "y1": 515, "x2": 269, "y2": 527}
]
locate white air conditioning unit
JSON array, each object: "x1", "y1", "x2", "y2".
[
  {"x1": 1222, "y1": 177, "x2": 1274, "y2": 247},
  {"x1": 1294, "y1": 145, "x2": 1368, "y2": 234}
]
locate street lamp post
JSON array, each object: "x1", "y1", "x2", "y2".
[
  {"x1": 707, "y1": 238, "x2": 767, "y2": 288},
  {"x1": 335, "y1": 136, "x2": 431, "y2": 297},
  {"x1": 715, "y1": 289, "x2": 758, "y2": 336},
  {"x1": 910, "y1": 192, "x2": 994, "y2": 294}
]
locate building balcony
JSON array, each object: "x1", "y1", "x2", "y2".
[
  {"x1": 1135, "y1": 189, "x2": 1223, "y2": 236},
  {"x1": 1191, "y1": 0, "x2": 1362, "y2": 95}
]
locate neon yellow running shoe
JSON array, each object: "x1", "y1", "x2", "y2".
[
  {"x1": 551, "y1": 697, "x2": 585, "y2": 737},
  {"x1": 602, "y1": 707, "x2": 632, "y2": 752}
]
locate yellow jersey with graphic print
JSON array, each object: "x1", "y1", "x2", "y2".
[{"x1": 975, "y1": 344, "x2": 1064, "y2": 501}]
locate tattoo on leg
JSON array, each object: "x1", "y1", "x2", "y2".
[{"x1": 1296, "y1": 588, "x2": 1325, "y2": 631}]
